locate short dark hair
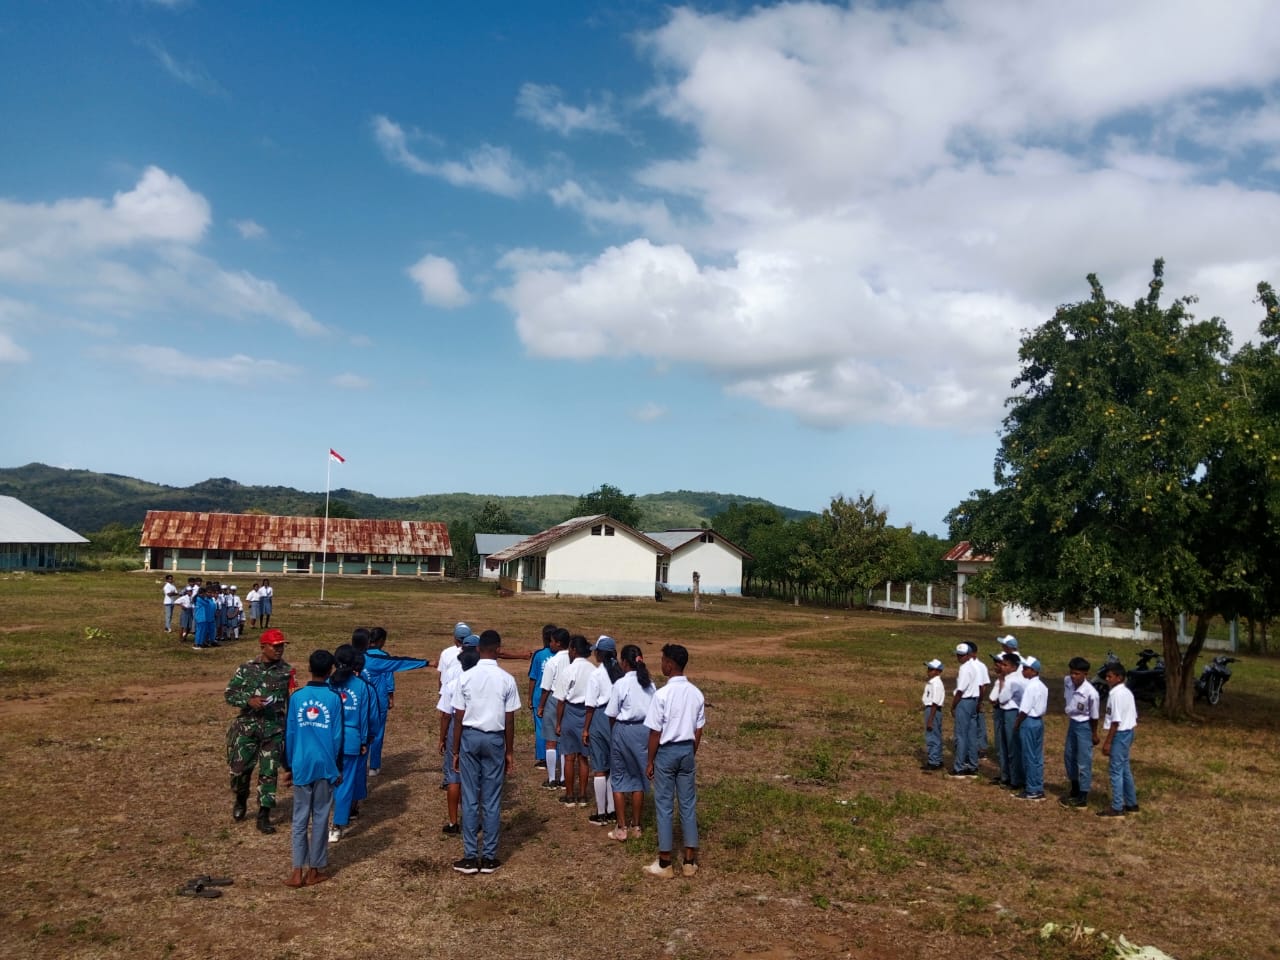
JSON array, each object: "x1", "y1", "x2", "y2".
[
  {"x1": 568, "y1": 634, "x2": 591, "y2": 658},
  {"x1": 350, "y1": 627, "x2": 370, "y2": 651},
  {"x1": 1103, "y1": 662, "x2": 1126, "y2": 679},
  {"x1": 541, "y1": 623, "x2": 557, "y2": 647},
  {"x1": 459, "y1": 647, "x2": 481, "y2": 671},
  {"x1": 1068, "y1": 656, "x2": 1091, "y2": 672},
  {"x1": 662, "y1": 643, "x2": 689, "y2": 670},
  {"x1": 370, "y1": 626, "x2": 388, "y2": 647},
  {"x1": 551, "y1": 627, "x2": 571, "y2": 648},
  {"x1": 478, "y1": 629, "x2": 502, "y2": 651},
  {"x1": 309, "y1": 649, "x2": 335, "y2": 676}
]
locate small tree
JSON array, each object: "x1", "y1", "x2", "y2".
[
  {"x1": 473, "y1": 499, "x2": 518, "y2": 533},
  {"x1": 569, "y1": 483, "x2": 642, "y2": 529}
]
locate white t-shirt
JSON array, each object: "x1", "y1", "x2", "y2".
[
  {"x1": 562, "y1": 657, "x2": 596, "y2": 705},
  {"x1": 585, "y1": 662, "x2": 614, "y2": 708},
  {"x1": 997, "y1": 672, "x2": 1027, "y2": 710},
  {"x1": 1064, "y1": 676, "x2": 1101, "y2": 722},
  {"x1": 437, "y1": 645, "x2": 460, "y2": 678},
  {"x1": 953, "y1": 659, "x2": 981, "y2": 698},
  {"x1": 540, "y1": 649, "x2": 571, "y2": 699},
  {"x1": 1104, "y1": 683, "x2": 1138, "y2": 731},
  {"x1": 644, "y1": 675, "x2": 706, "y2": 744},
  {"x1": 606, "y1": 672, "x2": 655, "y2": 722},
  {"x1": 922, "y1": 675, "x2": 945, "y2": 708},
  {"x1": 451, "y1": 659, "x2": 520, "y2": 732},
  {"x1": 1019, "y1": 676, "x2": 1049, "y2": 718},
  {"x1": 163, "y1": 581, "x2": 178, "y2": 605},
  {"x1": 247, "y1": 588, "x2": 260, "y2": 604}
]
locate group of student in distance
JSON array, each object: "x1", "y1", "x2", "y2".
[
  {"x1": 922, "y1": 634, "x2": 1139, "y2": 817},
  {"x1": 161, "y1": 573, "x2": 274, "y2": 648},
  {"x1": 278, "y1": 620, "x2": 706, "y2": 886}
]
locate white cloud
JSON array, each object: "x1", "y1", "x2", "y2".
[
  {"x1": 497, "y1": 1, "x2": 1280, "y2": 430},
  {"x1": 407, "y1": 254, "x2": 470, "y2": 308},
  {"x1": 142, "y1": 40, "x2": 224, "y2": 96},
  {"x1": 110, "y1": 345, "x2": 298, "y2": 383},
  {"x1": 233, "y1": 218, "x2": 266, "y2": 239},
  {"x1": 631, "y1": 401, "x2": 667, "y2": 422},
  {"x1": 0, "y1": 167, "x2": 324, "y2": 336},
  {"x1": 372, "y1": 115, "x2": 529, "y2": 197},
  {"x1": 332, "y1": 372, "x2": 370, "y2": 389},
  {"x1": 0, "y1": 330, "x2": 29, "y2": 363},
  {"x1": 516, "y1": 83, "x2": 622, "y2": 136}
]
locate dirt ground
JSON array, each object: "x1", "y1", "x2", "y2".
[{"x1": 0, "y1": 574, "x2": 1276, "y2": 960}]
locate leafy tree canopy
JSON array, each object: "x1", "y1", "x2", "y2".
[{"x1": 570, "y1": 483, "x2": 642, "y2": 529}]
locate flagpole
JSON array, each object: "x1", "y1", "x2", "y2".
[{"x1": 321, "y1": 452, "x2": 331, "y2": 602}]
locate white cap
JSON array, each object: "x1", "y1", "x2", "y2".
[{"x1": 954, "y1": 643, "x2": 969, "y2": 655}]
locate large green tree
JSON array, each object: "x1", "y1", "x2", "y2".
[
  {"x1": 569, "y1": 483, "x2": 643, "y2": 529},
  {"x1": 950, "y1": 261, "x2": 1248, "y2": 718}
]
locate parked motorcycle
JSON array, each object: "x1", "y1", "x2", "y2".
[
  {"x1": 1195, "y1": 655, "x2": 1239, "y2": 706},
  {"x1": 1096, "y1": 648, "x2": 1166, "y2": 708}
]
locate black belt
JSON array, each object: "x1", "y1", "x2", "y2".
[
  {"x1": 660, "y1": 738, "x2": 694, "y2": 746},
  {"x1": 615, "y1": 719, "x2": 645, "y2": 725}
]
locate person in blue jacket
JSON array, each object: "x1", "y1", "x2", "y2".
[
  {"x1": 193, "y1": 585, "x2": 219, "y2": 650},
  {"x1": 283, "y1": 649, "x2": 344, "y2": 888},
  {"x1": 326, "y1": 644, "x2": 379, "y2": 843},
  {"x1": 356, "y1": 626, "x2": 430, "y2": 777}
]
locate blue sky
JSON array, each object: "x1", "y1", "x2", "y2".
[{"x1": 3, "y1": 1, "x2": 1280, "y2": 535}]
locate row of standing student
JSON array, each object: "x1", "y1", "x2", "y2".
[
  {"x1": 922, "y1": 635, "x2": 1139, "y2": 816},
  {"x1": 164, "y1": 575, "x2": 274, "y2": 646},
  {"x1": 526, "y1": 623, "x2": 706, "y2": 878}
]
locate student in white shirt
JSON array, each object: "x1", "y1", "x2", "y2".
[
  {"x1": 644, "y1": 643, "x2": 706, "y2": 879},
  {"x1": 162, "y1": 575, "x2": 179, "y2": 632},
  {"x1": 949, "y1": 644, "x2": 981, "y2": 777},
  {"x1": 1098, "y1": 662, "x2": 1139, "y2": 817},
  {"x1": 1060, "y1": 656, "x2": 1101, "y2": 809},
  {"x1": 437, "y1": 647, "x2": 480, "y2": 836},
  {"x1": 992, "y1": 653, "x2": 1027, "y2": 789},
  {"x1": 556, "y1": 636, "x2": 596, "y2": 808},
  {"x1": 450, "y1": 630, "x2": 519, "y2": 874},
  {"x1": 247, "y1": 583, "x2": 261, "y2": 627},
  {"x1": 1013, "y1": 656, "x2": 1049, "y2": 801},
  {"x1": 438, "y1": 622, "x2": 468, "y2": 690},
  {"x1": 606, "y1": 644, "x2": 655, "y2": 841},
  {"x1": 535, "y1": 628, "x2": 571, "y2": 789},
  {"x1": 582, "y1": 636, "x2": 623, "y2": 825},
  {"x1": 921, "y1": 659, "x2": 945, "y2": 771}
]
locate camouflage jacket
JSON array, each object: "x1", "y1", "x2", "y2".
[{"x1": 225, "y1": 657, "x2": 292, "y2": 725}]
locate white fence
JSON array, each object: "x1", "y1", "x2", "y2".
[{"x1": 867, "y1": 583, "x2": 1236, "y2": 652}]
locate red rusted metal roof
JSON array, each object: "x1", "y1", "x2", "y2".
[
  {"x1": 139, "y1": 511, "x2": 452, "y2": 556},
  {"x1": 942, "y1": 540, "x2": 993, "y2": 563},
  {"x1": 489, "y1": 515, "x2": 669, "y2": 562}
]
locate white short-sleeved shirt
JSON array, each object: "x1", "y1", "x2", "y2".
[
  {"x1": 175, "y1": 592, "x2": 192, "y2": 611},
  {"x1": 163, "y1": 581, "x2": 178, "y2": 605},
  {"x1": 1104, "y1": 683, "x2": 1138, "y2": 731},
  {"x1": 997, "y1": 672, "x2": 1027, "y2": 710},
  {"x1": 437, "y1": 645, "x2": 460, "y2": 678},
  {"x1": 247, "y1": 588, "x2": 260, "y2": 603},
  {"x1": 606, "y1": 672, "x2": 655, "y2": 722},
  {"x1": 261, "y1": 585, "x2": 273, "y2": 598},
  {"x1": 440, "y1": 659, "x2": 462, "y2": 691},
  {"x1": 1019, "y1": 676, "x2": 1049, "y2": 718},
  {"x1": 953, "y1": 659, "x2": 981, "y2": 698},
  {"x1": 585, "y1": 662, "x2": 614, "y2": 708},
  {"x1": 562, "y1": 657, "x2": 596, "y2": 705},
  {"x1": 452, "y1": 659, "x2": 520, "y2": 732},
  {"x1": 973, "y1": 659, "x2": 991, "y2": 687},
  {"x1": 644, "y1": 675, "x2": 706, "y2": 744},
  {"x1": 1064, "y1": 676, "x2": 1101, "y2": 722},
  {"x1": 540, "y1": 649, "x2": 571, "y2": 698},
  {"x1": 922, "y1": 675, "x2": 945, "y2": 708},
  {"x1": 436, "y1": 675, "x2": 460, "y2": 715}
]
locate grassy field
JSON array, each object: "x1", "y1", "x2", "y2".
[{"x1": 0, "y1": 572, "x2": 1276, "y2": 960}]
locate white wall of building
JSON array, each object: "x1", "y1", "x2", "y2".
[
  {"x1": 667, "y1": 538, "x2": 743, "y2": 595},
  {"x1": 542, "y1": 525, "x2": 658, "y2": 597}
]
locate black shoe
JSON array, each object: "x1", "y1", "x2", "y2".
[
  {"x1": 588, "y1": 812, "x2": 611, "y2": 825},
  {"x1": 1123, "y1": 804, "x2": 1140, "y2": 813},
  {"x1": 452, "y1": 857, "x2": 480, "y2": 874},
  {"x1": 541, "y1": 779, "x2": 560, "y2": 790},
  {"x1": 441, "y1": 822, "x2": 461, "y2": 835},
  {"x1": 350, "y1": 804, "x2": 360, "y2": 819},
  {"x1": 1014, "y1": 791, "x2": 1045, "y2": 801},
  {"x1": 1097, "y1": 808, "x2": 1125, "y2": 818},
  {"x1": 232, "y1": 793, "x2": 248, "y2": 822},
  {"x1": 256, "y1": 807, "x2": 276, "y2": 834},
  {"x1": 559, "y1": 794, "x2": 578, "y2": 805},
  {"x1": 947, "y1": 769, "x2": 977, "y2": 779},
  {"x1": 479, "y1": 858, "x2": 501, "y2": 874},
  {"x1": 920, "y1": 763, "x2": 942, "y2": 772},
  {"x1": 988, "y1": 776, "x2": 1006, "y2": 785},
  {"x1": 1059, "y1": 795, "x2": 1088, "y2": 808},
  {"x1": 535, "y1": 759, "x2": 547, "y2": 769}
]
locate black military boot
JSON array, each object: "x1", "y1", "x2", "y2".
[
  {"x1": 256, "y1": 807, "x2": 275, "y2": 835},
  {"x1": 232, "y1": 791, "x2": 249, "y2": 822}
]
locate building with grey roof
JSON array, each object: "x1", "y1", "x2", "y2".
[{"x1": 0, "y1": 495, "x2": 89, "y2": 571}]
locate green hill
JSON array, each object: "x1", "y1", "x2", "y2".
[{"x1": 0, "y1": 463, "x2": 812, "y2": 535}]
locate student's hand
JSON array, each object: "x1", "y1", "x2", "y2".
[
  {"x1": 582, "y1": 731, "x2": 590, "y2": 745},
  {"x1": 1092, "y1": 734, "x2": 1100, "y2": 746},
  {"x1": 335, "y1": 775, "x2": 343, "y2": 786},
  {"x1": 505, "y1": 751, "x2": 514, "y2": 774},
  {"x1": 453, "y1": 753, "x2": 460, "y2": 772},
  {"x1": 555, "y1": 725, "x2": 561, "y2": 736},
  {"x1": 537, "y1": 707, "x2": 544, "y2": 718},
  {"x1": 1102, "y1": 742, "x2": 1111, "y2": 756},
  {"x1": 282, "y1": 771, "x2": 292, "y2": 786},
  {"x1": 646, "y1": 761, "x2": 654, "y2": 780},
  {"x1": 439, "y1": 739, "x2": 446, "y2": 756},
  {"x1": 388, "y1": 694, "x2": 395, "y2": 710}
]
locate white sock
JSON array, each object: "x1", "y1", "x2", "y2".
[
  {"x1": 545, "y1": 748, "x2": 558, "y2": 783},
  {"x1": 593, "y1": 776, "x2": 608, "y2": 814},
  {"x1": 606, "y1": 786, "x2": 615, "y2": 814},
  {"x1": 559, "y1": 754, "x2": 566, "y2": 782}
]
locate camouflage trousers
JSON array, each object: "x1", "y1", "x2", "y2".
[{"x1": 226, "y1": 716, "x2": 283, "y2": 809}]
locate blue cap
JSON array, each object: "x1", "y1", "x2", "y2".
[
  {"x1": 1022, "y1": 656, "x2": 1041, "y2": 672},
  {"x1": 461, "y1": 633, "x2": 480, "y2": 648},
  {"x1": 592, "y1": 635, "x2": 616, "y2": 653},
  {"x1": 454, "y1": 622, "x2": 471, "y2": 640},
  {"x1": 998, "y1": 634, "x2": 1019, "y2": 650}
]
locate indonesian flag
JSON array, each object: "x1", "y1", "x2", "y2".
[{"x1": 329, "y1": 448, "x2": 345, "y2": 464}]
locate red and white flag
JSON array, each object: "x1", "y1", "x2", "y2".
[{"x1": 329, "y1": 448, "x2": 346, "y2": 464}]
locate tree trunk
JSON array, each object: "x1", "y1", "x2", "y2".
[{"x1": 1160, "y1": 612, "x2": 1208, "y2": 720}]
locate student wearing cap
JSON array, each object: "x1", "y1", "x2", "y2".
[
  {"x1": 998, "y1": 634, "x2": 1020, "y2": 657},
  {"x1": 921, "y1": 660, "x2": 945, "y2": 771},
  {"x1": 437, "y1": 646, "x2": 481, "y2": 835},
  {"x1": 644, "y1": 643, "x2": 705, "y2": 878},
  {"x1": 1060, "y1": 656, "x2": 1100, "y2": 809},
  {"x1": 282, "y1": 649, "x2": 344, "y2": 888},
  {"x1": 606, "y1": 644, "x2": 656, "y2": 841},
  {"x1": 439, "y1": 622, "x2": 469, "y2": 691},
  {"x1": 583, "y1": 635, "x2": 623, "y2": 824},
  {"x1": 1012, "y1": 656, "x2": 1049, "y2": 801},
  {"x1": 557, "y1": 635, "x2": 596, "y2": 808},
  {"x1": 967, "y1": 641, "x2": 992, "y2": 759},
  {"x1": 948, "y1": 643, "x2": 981, "y2": 777},
  {"x1": 536, "y1": 628, "x2": 572, "y2": 789},
  {"x1": 1098, "y1": 662, "x2": 1139, "y2": 817},
  {"x1": 992, "y1": 652, "x2": 1027, "y2": 789},
  {"x1": 451, "y1": 629, "x2": 520, "y2": 874},
  {"x1": 225, "y1": 629, "x2": 293, "y2": 833},
  {"x1": 528, "y1": 624, "x2": 556, "y2": 769}
]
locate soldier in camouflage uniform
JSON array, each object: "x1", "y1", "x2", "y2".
[{"x1": 225, "y1": 629, "x2": 292, "y2": 834}]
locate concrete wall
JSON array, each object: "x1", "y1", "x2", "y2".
[
  {"x1": 542, "y1": 526, "x2": 658, "y2": 597},
  {"x1": 666, "y1": 538, "x2": 743, "y2": 595}
]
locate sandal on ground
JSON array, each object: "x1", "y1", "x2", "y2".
[
  {"x1": 189, "y1": 875, "x2": 234, "y2": 887},
  {"x1": 177, "y1": 884, "x2": 222, "y2": 898}
]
